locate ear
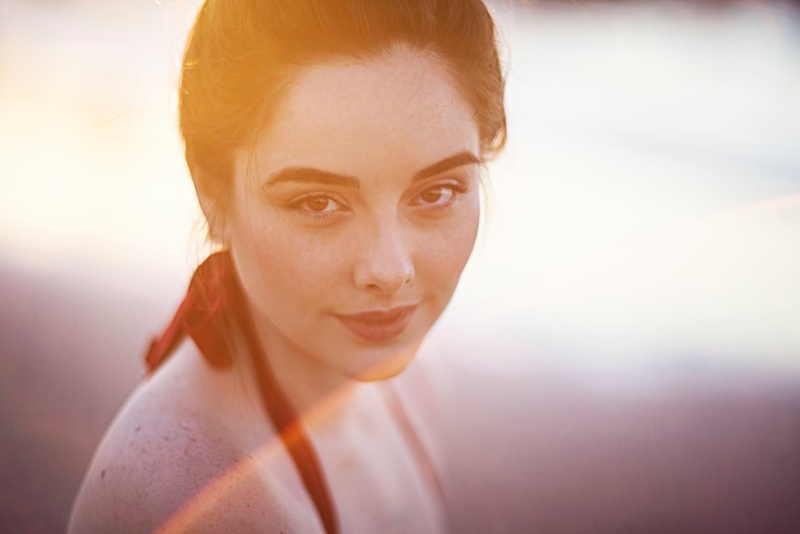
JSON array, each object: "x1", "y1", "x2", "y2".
[{"x1": 190, "y1": 162, "x2": 230, "y2": 244}]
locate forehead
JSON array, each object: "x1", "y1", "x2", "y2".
[{"x1": 244, "y1": 46, "x2": 480, "y2": 181}]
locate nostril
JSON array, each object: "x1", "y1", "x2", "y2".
[
  {"x1": 353, "y1": 224, "x2": 415, "y2": 293},
  {"x1": 364, "y1": 267, "x2": 413, "y2": 295},
  {"x1": 355, "y1": 253, "x2": 415, "y2": 294}
]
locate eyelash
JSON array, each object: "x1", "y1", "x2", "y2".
[
  {"x1": 285, "y1": 180, "x2": 468, "y2": 223},
  {"x1": 410, "y1": 181, "x2": 467, "y2": 215},
  {"x1": 288, "y1": 194, "x2": 348, "y2": 222}
]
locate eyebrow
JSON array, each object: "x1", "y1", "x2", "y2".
[
  {"x1": 263, "y1": 150, "x2": 480, "y2": 189},
  {"x1": 412, "y1": 151, "x2": 481, "y2": 182}
]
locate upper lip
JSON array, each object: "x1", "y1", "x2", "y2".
[{"x1": 335, "y1": 304, "x2": 418, "y2": 322}]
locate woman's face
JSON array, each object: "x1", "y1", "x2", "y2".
[{"x1": 222, "y1": 46, "x2": 480, "y2": 382}]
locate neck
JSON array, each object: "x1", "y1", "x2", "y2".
[{"x1": 242, "y1": 309, "x2": 359, "y2": 422}]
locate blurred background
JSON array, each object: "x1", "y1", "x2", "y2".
[{"x1": 1, "y1": 0, "x2": 799, "y2": 532}]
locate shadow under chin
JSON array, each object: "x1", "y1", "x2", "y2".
[{"x1": 352, "y1": 341, "x2": 423, "y2": 382}]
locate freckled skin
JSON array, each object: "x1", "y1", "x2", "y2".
[
  {"x1": 69, "y1": 46, "x2": 479, "y2": 533},
  {"x1": 225, "y1": 45, "x2": 481, "y2": 406}
]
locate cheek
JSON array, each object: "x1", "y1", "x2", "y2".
[
  {"x1": 421, "y1": 198, "x2": 480, "y2": 292},
  {"x1": 230, "y1": 190, "x2": 480, "y2": 309},
  {"x1": 230, "y1": 211, "x2": 345, "y2": 313}
]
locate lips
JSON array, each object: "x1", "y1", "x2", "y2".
[{"x1": 334, "y1": 305, "x2": 417, "y2": 343}]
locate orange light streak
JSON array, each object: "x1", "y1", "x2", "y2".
[{"x1": 152, "y1": 383, "x2": 353, "y2": 533}]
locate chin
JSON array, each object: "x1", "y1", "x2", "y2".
[{"x1": 349, "y1": 340, "x2": 421, "y2": 382}]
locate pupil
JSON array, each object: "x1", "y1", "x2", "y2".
[
  {"x1": 422, "y1": 188, "x2": 442, "y2": 203},
  {"x1": 307, "y1": 198, "x2": 328, "y2": 212}
]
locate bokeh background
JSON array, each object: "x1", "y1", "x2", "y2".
[{"x1": 1, "y1": 0, "x2": 799, "y2": 532}]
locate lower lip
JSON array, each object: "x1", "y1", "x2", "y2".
[{"x1": 335, "y1": 307, "x2": 416, "y2": 343}]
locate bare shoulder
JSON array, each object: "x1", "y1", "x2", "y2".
[{"x1": 68, "y1": 344, "x2": 300, "y2": 533}]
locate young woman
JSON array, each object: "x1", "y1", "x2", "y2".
[{"x1": 69, "y1": 0, "x2": 506, "y2": 531}]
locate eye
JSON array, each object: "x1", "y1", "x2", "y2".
[
  {"x1": 411, "y1": 183, "x2": 464, "y2": 209},
  {"x1": 418, "y1": 186, "x2": 453, "y2": 206},
  {"x1": 293, "y1": 195, "x2": 342, "y2": 214}
]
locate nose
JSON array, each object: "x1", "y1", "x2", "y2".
[{"x1": 353, "y1": 221, "x2": 415, "y2": 295}]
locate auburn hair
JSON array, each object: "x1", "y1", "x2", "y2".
[{"x1": 179, "y1": 0, "x2": 506, "y2": 195}]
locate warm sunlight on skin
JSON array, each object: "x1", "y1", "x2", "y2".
[
  {"x1": 153, "y1": 383, "x2": 356, "y2": 534},
  {"x1": 209, "y1": 46, "x2": 481, "y2": 412},
  {"x1": 147, "y1": 46, "x2": 481, "y2": 533},
  {"x1": 65, "y1": 10, "x2": 486, "y2": 530}
]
